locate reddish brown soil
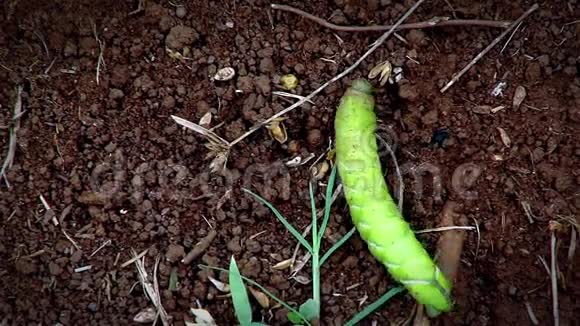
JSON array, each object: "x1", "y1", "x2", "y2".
[{"x1": 1, "y1": 0, "x2": 579, "y2": 325}]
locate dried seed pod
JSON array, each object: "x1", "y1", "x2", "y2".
[
  {"x1": 272, "y1": 258, "x2": 294, "y2": 270},
  {"x1": 207, "y1": 276, "x2": 230, "y2": 292},
  {"x1": 249, "y1": 287, "x2": 270, "y2": 309},
  {"x1": 267, "y1": 118, "x2": 288, "y2": 144},
  {"x1": 199, "y1": 112, "x2": 212, "y2": 127},
  {"x1": 280, "y1": 74, "x2": 299, "y2": 90},
  {"x1": 368, "y1": 60, "x2": 392, "y2": 86},
  {"x1": 513, "y1": 85, "x2": 526, "y2": 109},
  {"x1": 214, "y1": 67, "x2": 235, "y2": 81},
  {"x1": 497, "y1": 127, "x2": 511, "y2": 147}
]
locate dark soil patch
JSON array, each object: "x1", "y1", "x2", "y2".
[{"x1": 1, "y1": 0, "x2": 579, "y2": 325}]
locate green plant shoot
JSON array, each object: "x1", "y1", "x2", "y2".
[{"x1": 334, "y1": 79, "x2": 452, "y2": 314}]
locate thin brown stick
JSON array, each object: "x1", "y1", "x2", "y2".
[
  {"x1": 440, "y1": 4, "x2": 539, "y2": 93},
  {"x1": 271, "y1": 4, "x2": 511, "y2": 31},
  {"x1": 230, "y1": 0, "x2": 426, "y2": 147}
]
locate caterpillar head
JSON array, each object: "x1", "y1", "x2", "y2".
[{"x1": 350, "y1": 79, "x2": 374, "y2": 95}]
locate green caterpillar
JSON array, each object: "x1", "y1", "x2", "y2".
[{"x1": 334, "y1": 79, "x2": 452, "y2": 315}]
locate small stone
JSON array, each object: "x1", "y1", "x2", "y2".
[
  {"x1": 175, "y1": 6, "x2": 186, "y2": 18},
  {"x1": 104, "y1": 143, "x2": 117, "y2": 153},
  {"x1": 49, "y1": 262, "x2": 63, "y2": 276},
  {"x1": 87, "y1": 303, "x2": 98, "y2": 312},
  {"x1": 407, "y1": 30, "x2": 426, "y2": 46},
  {"x1": 421, "y1": 110, "x2": 438, "y2": 125},
  {"x1": 165, "y1": 26, "x2": 199, "y2": 50},
  {"x1": 109, "y1": 88, "x2": 124, "y2": 100},
  {"x1": 398, "y1": 83, "x2": 418, "y2": 101},
  {"x1": 254, "y1": 75, "x2": 271, "y2": 96},
  {"x1": 236, "y1": 76, "x2": 254, "y2": 93},
  {"x1": 525, "y1": 62, "x2": 541, "y2": 82},
  {"x1": 259, "y1": 57, "x2": 275, "y2": 73},
  {"x1": 227, "y1": 236, "x2": 242, "y2": 253},
  {"x1": 162, "y1": 96, "x2": 176, "y2": 109},
  {"x1": 63, "y1": 41, "x2": 78, "y2": 57},
  {"x1": 165, "y1": 244, "x2": 185, "y2": 263},
  {"x1": 307, "y1": 129, "x2": 323, "y2": 148}
]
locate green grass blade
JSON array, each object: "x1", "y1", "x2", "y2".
[
  {"x1": 229, "y1": 256, "x2": 253, "y2": 326},
  {"x1": 320, "y1": 226, "x2": 356, "y2": 266},
  {"x1": 242, "y1": 188, "x2": 313, "y2": 253},
  {"x1": 344, "y1": 287, "x2": 406, "y2": 326},
  {"x1": 199, "y1": 264, "x2": 311, "y2": 326},
  {"x1": 318, "y1": 164, "x2": 337, "y2": 243},
  {"x1": 309, "y1": 181, "x2": 317, "y2": 250}
]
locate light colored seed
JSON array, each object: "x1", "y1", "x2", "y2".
[
  {"x1": 497, "y1": 127, "x2": 511, "y2": 148},
  {"x1": 272, "y1": 258, "x2": 294, "y2": 270},
  {"x1": 134, "y1": 307, "x2": 156, "y2": 324},
  {"x1": 280, "y1": 74, "x2": 299, "y2": 90},
  {"x1": 208, "y1": 276, "x2": 230, "y2": 292},
  {"x1": 199, "y1": 112, "x2": 212, "y2": 127},
  {"x1": 249, "y1": 287, "x2": 270, "y2": 309},
  {"x1": 513, "y1": 85, "x2": 527, "y2": 109},
  {"x1": 213, "y1": 67, "x2": 235, "y2": 81},
  {"x1": 267, "y1": 118, "x2": 287, "y2": 144}
]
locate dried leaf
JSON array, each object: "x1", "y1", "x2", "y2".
[
  {"x1": 214, "y1": 67, "x2": 235, "y2": 81},
  {"x1": 190, "y1": 308, "x2": 217, "y2": 325},
  {"x1": 292, "y1": 275, "x2": 311, "y2": 285},
  {"x1": 311, "y1": 161, "x2": 330, "y2": 180},
  {"x1": 497, "y1": 127, "x2": 511, "y2": 148},
  {"x1": 272, "y1": 258, "x2": 294, "y2": 270},
  {"x1": 513, "y1": 85, "x2": 527, "y2": 109},
  {"x1": 267, "y1": 118, "x2": 287, "y2": 144},
  {"x1": 199, "y1": 112, "x2": 212, "y2": 127},
  {"x1": 134, "y1": 307, "x2": 156, "y2": 323},
  {"x1": 249, "y1": 287, "x2": 270, "y2": 309},
  {"x1": 208, "y1": 276, "x2": 230, "y2": 292},
  {"x1": 368, "y1": 60, "x2": 392, "y2": 86},
  {"x1": 471, "y1": 105, "x2": 492, "y2": 114}
]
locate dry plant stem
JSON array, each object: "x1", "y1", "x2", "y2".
[
  {"x1": 182, "y1": 229, "x2": 217, "y2": 264},
  {"x1": 435, "y1": 202, "x2": 467, "y2": 282},
  {"x1": 550, "y1": 231, "x2": 559, "y2": 326},
  {"x1": 271, "y1": 4, "x2": 511, "y2": 32},
  {"x1": 133, "y1": 252, "x2": 169, "y2": 326},
  {"x1": 440, "y1": 3, "x2": 539, "y2": 93},
  {"x1": 0, "y1": 86, "x2": 23, "y2": 186},
  {"x1": 229, "y1": 0, "x2": 426, "y2": 148}
]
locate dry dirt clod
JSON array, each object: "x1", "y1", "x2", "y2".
[
  {"x1": 513, "y1": 85, "x2": 527, "y2": 109},
  {"x1": 165, "y1": 25, "x2": 199, "y2": 50},
  {"x1": 471, "y1": 105, "x2": 492, "y2": 114}
]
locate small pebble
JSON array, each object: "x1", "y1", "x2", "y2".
[
  {"x1": 175, "y1": 6, "x2": 186, "y2": 18},
  {"x1": 87, "y1": 303, "x2": 98, "y2": 312}
]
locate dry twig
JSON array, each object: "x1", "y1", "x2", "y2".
[
  {"x1": 133, "y1": 251, "x2": 170, "y2": 326},
  {"x1": 1, "y1": 86, "x2": 23, "y2": 187},
  {"x1": 182, "y1": 229, "x2": 217, "y2": 265},
  {"x1": 271, "y1": 4, "x2": 510, "y2": 32},
  {"x1": 91, "y1": 20, "x2": 105, "y2": 85},
  {"x1": 440, "y1": 4, "x2": 539, "y2": 93},
  {"x1": 228, "y1": 0, "x2": 427, "y2": 148}
]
